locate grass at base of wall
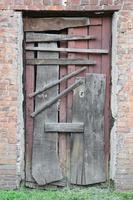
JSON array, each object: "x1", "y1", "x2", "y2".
[{"x1": 0, "y1": 187, "x2": 133, "y2": 200}]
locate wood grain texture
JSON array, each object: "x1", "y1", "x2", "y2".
[
  {"x1": 68, "y1": 26, "x2": 88, "y2": 185},
  {"x1": 31, "y1": 80, "x2": 83, "y2": 118},
  {"x1": 88, "y1": 18, "x2": 102, "y2": 74},
  {"x1": 58, "y1": 31, "x2": 68, "y2": 186},
  {"x1": 87, "y1": 17, "x2": 111, "y2": 182},
  {"x1": 45, "y1": 123, "x2": 84, "y2": 133},
  {"x1": 101, "y1": 17, "x2": 112, "y2": 177},
  {"x1": 24, "y1": 18, "x2": 90, "y2": 32},
  {"x1": 26, "y1": 46, "x2": 108, "y2": 54},
  {"x1": 25, "y1": 43, "x2": 35, "y2": 183},
  {"x1": 70, "y1": 78, "x2": 85, "y2": 185},
  {"x1": 24, "y1": 16, "x2": 112, "y2": 187},
  {"x1": 26, "y1": 33, "x2": 95, "y2": 42},
  {"x1": 29, "y1": 67, "x2": 86, "y2": 98},
  {"x1": 83, "y1": 73, "x2": 106, "y2": 185},
  {"x1": 32, "y1": 42, "x2": 62, "y2": 185},
  {"x1": 26, "y1": 58, "x2": 96, "y2": 66},
  {"x1": 66, "y1": 27, "x2": 78, "y2": 185}
]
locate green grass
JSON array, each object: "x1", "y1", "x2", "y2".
[{"x1": 0, "y1": 187, "x2": 133, "y2": 200}]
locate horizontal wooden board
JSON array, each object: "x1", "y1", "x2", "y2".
[
  {"x1": 45, "y1": 123, "x2": 84, "y2": 133},
  {"x1": 26, "y1": 47, "x2": 108, "y2": 54},
  {"x1": 26, "y1": 33, "x2": 95, "y2": 42},
  {"x1": 24, "y1": 18, "x2": 90, "y2": 32},
  {"x1": 26, "y1": 59, "x2": 96, "y2": 66}
]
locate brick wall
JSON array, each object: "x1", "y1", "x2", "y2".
[
  {"x1": 0, "y1": 0, "x2": 124, "y2": 10},
  {"x1": 0, "y1": 10, "x2": 23, "y2": 189},
  {"x1": 111, "y1": 8, "x2": 133, "y2": 190},
  {"x1": 0, "y1": 0, "x2": 132, "y2": 190}
]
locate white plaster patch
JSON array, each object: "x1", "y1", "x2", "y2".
[
  {"x1": 15, "y1": 11, "x2": 24, "y2": 187},
  {"x1": 110, "y1": 12, "x2": 120, "y2": 180},
  {"x1": 62, "y1": 0, "x2": 67, "y2": 6},
  {"x1": 110, "y1": 123, "x2": 117, "y2": 180}
]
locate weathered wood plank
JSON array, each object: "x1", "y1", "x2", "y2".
[
  {"x1": 45, "y1": 123, "x2": 84, "y2": 133},
  {"x1": 58, "y1": 32, "x2": 68, "y2": 186},
  {"x1": 101, "y1": 17, "x2": 112, "y2": 176},
  {"x1": 25, "y1": 43, "x2": 35, "y2": 183},
  {"x1": 83, "y1": 73, "x2": 106, "y2": 185},
  {"x1": 26, "y1": 33, "x2": 95, "y2": 42},
  {"x1": 26, "y1": 46, "x2": 108, "y2": 54},
  {"x1": 26, "y1": 59, "x2": 96, "y2": 66},
  {"x1": 67, "y1": 27, "x2": 90, "y2": 185},
  {"x1": 31, "y1": 80, "x2": 83, "y2": 118},
  {"x1": 67, "y1": 26, "x2": 87, "y2": 186},
  {"x1": 24, "y1": 17, "x2": 90, "y2": 32},
  {"x1": 29, "y1": 67, "x2": 86, "y2": 98},
  {"x1": 70, "y1": 78, "x2": 85, "y2": 185},
  {"x1": 32, "y1": 42, "x2": 63, "y2": 185},
  {"x1": 88, "y1": 18, "x2": 102, "y2": 74},
  {"x1": 90, "y1": 18, "x2": 102, "y2": 25},
  {"x1": 69, "y1": 26, "x2": 88, "y2": 185}
]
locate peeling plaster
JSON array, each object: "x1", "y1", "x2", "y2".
[
  {"x1": 16, "y1": 12, "x2": 24, "y2": 187},
  {"x1": 110, "y1": 12, "x2": 119, "y2": 180}
]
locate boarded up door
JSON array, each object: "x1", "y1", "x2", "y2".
[{"x1": 24, "y1": 16, "x2": 111, "y2": 187}]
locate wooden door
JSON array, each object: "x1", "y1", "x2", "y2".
[{"x1": 24, "y1": 16, "x2": 111, "y2": 187}]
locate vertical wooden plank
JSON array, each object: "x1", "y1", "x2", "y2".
[
  {"x1": 83, "y1": 73, "x2": 106, "y2": 185},
  {"x1": 58, "y1": 30, "x2": 67, "y2": 185},
  {"x1": 88, "y1": 18, "x2": 102, "y2": 74},
  {"x1": 68, "y1": 26, "x2": 88, "y2": 185},
  {"x1": 25, "y1": 42, "x2": 35, "y2": 183},
  {"x1": 88, "y1": 17, "x2": 111, "y2": 180},
  {"x1": 70, "y1": 78, "x2": 85, "y2": 185},
  {"x1": 32, "y1": 42, "x2": 62, "y2": 185},
  {"x1": 101, "y1": 17, "x2": 112, "y2": 176},
  {"x1": 67, "y1": 28, "x2": 75, "y2": 185}
]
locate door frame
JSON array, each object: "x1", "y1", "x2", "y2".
[{"x1": 23, "y1": 13, "x2": 112, "y2": 187}]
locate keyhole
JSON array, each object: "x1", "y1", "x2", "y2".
[{"x1": 79, "y1": 90, "x2": 84, "y2": 98}]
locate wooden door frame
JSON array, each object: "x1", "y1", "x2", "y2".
[{"x1": 23, "y1": 13, "x2": 112, "y2": 187}]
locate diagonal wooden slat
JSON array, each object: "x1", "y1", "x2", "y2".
[
  {"x1": 29, "y1": 67, "x2": 86, "y2": 98},
  {"x1": 31, "y1": 80, "x2": 83, "y2": 118}
]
